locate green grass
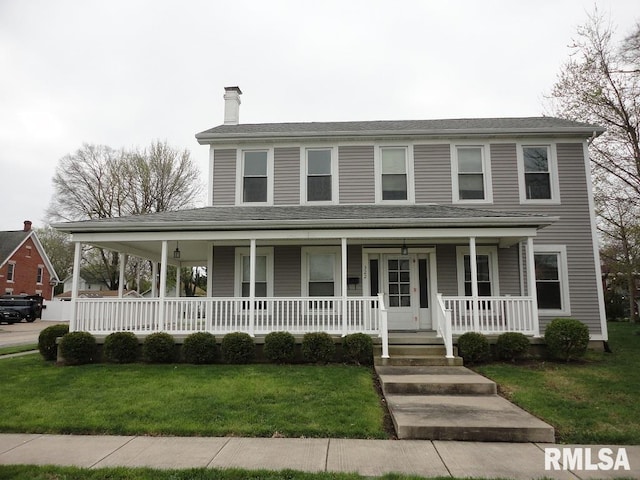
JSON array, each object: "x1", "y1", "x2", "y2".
[
  {"x1": 0, "y1": 344, "x2": 38, "y2": 356},
  {"x1": 0, "y1": 465, "x2": 498, "y2": 480},
  {"x1": 0, "y1": 358, "x2": 386, "y2": 439},
  {"x1": 475, "y1": 322, "x2": 640, "y2": 444}
]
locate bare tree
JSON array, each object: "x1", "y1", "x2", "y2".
[{"x1": 48, "y1": 141, "x2": 204, "y2": 290}]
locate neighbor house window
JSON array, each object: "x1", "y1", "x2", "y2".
[
  {"x1": 454, "y1": 146, "x2": 491, "y2": 201},
  {"x1": 306, "y1": 148, "x2": 333, "y2": 202},
  {"x1": 36, "y1": 266, "x2": 44, "y2": 285},
  {"x1": 6, "y1": 262, "x2": 15, "y2": 282},
  {"x1": 380, "y1": 147, "x2": 408, "y2": 201},
  {"x1": 242, "y1": 151, "x2": 268, "y2": 203},
  {"x1": 533, "y1": 246, "x2": 569, "y2": 313},
  {"x1": 456, "y1": 247, "x2": 499, "y2": 296}
]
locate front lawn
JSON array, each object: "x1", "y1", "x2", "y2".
[
  {"x1": 475, "y1": 321, "x2": 640, "y2": 444},
  {"x1": 0, "y1": 358, "x2": 386, "y2": 439}
]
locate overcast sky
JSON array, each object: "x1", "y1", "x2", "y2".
[{"x1": 0, "y1": 0, "x2": 638, "y2": 232}]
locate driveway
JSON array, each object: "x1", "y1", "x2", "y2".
[{"x1": 0, "y1": 320, "x2": 67, "y2": 348}]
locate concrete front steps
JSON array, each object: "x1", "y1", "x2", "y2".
[
  {"x1": 374, "y1": 334, "x2": 463, "y2": 367},
  {"x1": 376, "y1": 365, "x2": 555, "y2": 443}
]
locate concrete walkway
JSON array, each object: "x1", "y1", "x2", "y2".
[{"x1": 0, "y1": 434, "x2": 638, "y2": 479}]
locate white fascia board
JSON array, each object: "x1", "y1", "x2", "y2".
[{"x1": 71, "y1": 226, "x2": 541, "y2": 243}]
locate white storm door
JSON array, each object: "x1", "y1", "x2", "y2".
[{"x1": 383, "y1": 255, "x2": 419, "y2": 330}]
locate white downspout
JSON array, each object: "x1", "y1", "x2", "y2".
[
  {"x1": 70, "y1": 241, "x2": 82, "y2": 332},
  {"x1": 249, "y1": 239, "x2": 256, "y2": 336},
  {"x1": 341, "y1": 237, "x2": 348, "y2": 336},
  {"x1": 158, "y1": 241, "x2": 168, "y2": 331},
  {"x1": 526, "y1": 237, "x2": 540, "y2": 337},
  {"x1": 469, "y1": 237, "x2": 480, "y2": 331}
]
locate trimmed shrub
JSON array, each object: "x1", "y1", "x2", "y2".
[
  {"x1": 38, "y1": 324, "x2": 69, "y2": 361},
  {"x1": 301, "y1": 332, "x2": 335, "y2": 364},
  {"x1": 457, "y1": 332, "x2": 490, "y2": 365},
  {"x1": 142, "y1": 332, "x2": 176, "y2": 363},
  {"x1": 221, "y1": 332, "x2": 255, "y2": 364},
  {"x1": 544, "y1": 317, "x2": 590, "y2": 362},
  {"x1": 182, "y1": 332, "x2": 218, "y2": 364},
  {"x1": 59, "y1": 331, "x2": 97, "y2": 365},
  {"x1": 342, "y1": 333, "x2": 373, "y2": 365},
  {"x1": 495, "y1": 332, "x2": 530, "y2": 362},
  {"x1": 103, "y1": 332, "x2": 139, "y2": 364},
  {"x1": 263, "y1": 331, "x2": 296, "y2": 364}
]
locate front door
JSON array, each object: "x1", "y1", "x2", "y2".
[{"x1": 382, "y1": 254, "x2": 430, "y2": 330}]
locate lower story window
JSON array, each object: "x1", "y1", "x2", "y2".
[
  {"x1": 534, "y1": 252, "x2": 561, "y2": 310},
  {"x1": 241, "y1": 255, "x2": 267, "y2": 298},
  {"x1": 308, "y1": 253, "x2": 335, "y2": 296},
  {"x1": 464, "y1": 254, "x2": 492, "y2": 296}
]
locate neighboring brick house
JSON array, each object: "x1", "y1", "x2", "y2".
[{"x1": 0, "y1": 221, "x2": 59, "y2": 300}]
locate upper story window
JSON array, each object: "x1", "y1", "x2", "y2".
[
  {"x1": 36, "y1": 266, "x2": 44, "y2": 285},
  {"x1": 6, "y1": 262, "x2": 15, "y2": 282},
  {"x1": 26, "y1": 246, "x2": 32, "y2": 258},
  {"x1": 305, "y1": 148, "x2": 335, "y2": 203},
  {"x1": 241, "y1": 150, "x2": 270, "y2": 204},
  {"x1": 452, "y1": 145, "x2": 492, "y2": 203},
  {"x1": 376, "y1": 146, "x2": 413, "y2": 203},
  {"x1": 518, "y1": 144, "x2": 559, "y2": 203}
]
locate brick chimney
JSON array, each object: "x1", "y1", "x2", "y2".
[
  {"x1": 223, "y1": 86, "x2": 242, "y2": 125},
  {"x1": 23, "y1": 220, "x2": 32, "y2": 232}
]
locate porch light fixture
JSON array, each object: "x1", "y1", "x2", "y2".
[
  {"x1": 173, "y1": 242, "x2": 181, "y2": 259},
  {"x1": 401, "y1": 241, "x2": 408, "y2": 255}
]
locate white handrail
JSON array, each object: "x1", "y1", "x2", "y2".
[
  {"x1": 436, "y1": 293, "x2": 454, "y2": 359},
  {"x1": 442, "y1": 296, "x2": 536, "y2": 335},
  {"x1": 377, "y1": 293, "x2": 389, "y2": 359}
]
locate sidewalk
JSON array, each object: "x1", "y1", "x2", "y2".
[{"x1": 0, "y1": 434, "x2": 638, "y2": 479}]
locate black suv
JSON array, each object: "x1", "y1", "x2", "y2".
[
  {"x1": 0, "y1": 307, "x2": 22, "y2": 324},
  {"x1": 0, "y1": 295, "x2": 43, "y2": 322}
]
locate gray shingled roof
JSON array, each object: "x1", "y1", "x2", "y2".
[
  {"x1": 0, "y1": 231, "x2": 29, "y2": 264},
  {"x1": 54, "y1": 204, "x2": 555, "y2": 233},
  {"x1": 196, "y1": 117, "x2": 604, "y2": 142}
]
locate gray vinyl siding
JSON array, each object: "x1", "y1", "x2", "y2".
[
  {"x1": 212, "y1": 149, "x2": 236, "y2": 205},
  {"x1": 274, "y1": 147, "x2": 300, "y2": 205},
  {"x1": 497, "y1": 245, "x2": 521, "y2": 296},
  {"x1": 347, "y1": 245, "x2": 363, "y2": 296},
  {"x1": 489, "y1": 144, "x2": 520, "y2": 205},
  {"x1": 414, "y1": 144, "x2": 452, "y2": 203},
  {"x1": 212, "y1": 246, "x2": 234, "y2": 296},
  {"x1": 526, "y1": 143, "x2": 600, "y2": 334},
  {"x1": 274, "y1": 246, "x2": 301, "y2": 296},
  {"x1": 339, "y1": 146, "x2": 375, "y2": 204}
]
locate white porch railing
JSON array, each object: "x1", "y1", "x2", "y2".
[
  {"x1": 74, "y1": 296, "x2": 383, "y2": 337},
  {"x1": 443, "y1": 296, "x2": 537, "y2": 335},
  {"x1": 435, "y1": 294, "x2": 454, "y2": 358}
]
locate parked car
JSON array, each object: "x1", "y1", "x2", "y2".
[
  {"x1": 0, "y1": 295, "x2": 43, "y2": 322},
  {"x1": 0, "y1": 307, "x2": 22, "y2": 325}
]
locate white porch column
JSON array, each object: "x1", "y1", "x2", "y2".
[
  {"x1": 152, "y1": 262, "x2": 158, "y2": 297},
  {"x1": 69, "y1": 241, "x2": 82, "y2": 332},
  {"x1": 118, "y1": 253, "x2": 127, "y2": 298},
  {"x1": 207, "y1": 245, "x2": 214, "y2": 296},
  {"x1": 249, "y1": 238, "x2": 256, "y2": 336},
  {"x1": 341, "y1": 237, "x2": 348, "y2": 335},
  {"x1": 158, "y1": 241, "x2": 168, "y2": 331},
  {"x1": 175, "y1": 265, "x2": 181, "y2": 297},
  {"x1": 526, "y1": 237, "x2": 541, "y2": 336},
  {"x1": 469, "y1": 237, "x2": 480, "y2": 331}
]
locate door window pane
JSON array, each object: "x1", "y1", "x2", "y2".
[{"x1": 388, "y1": 258, "x2": 411, "y2": 307}]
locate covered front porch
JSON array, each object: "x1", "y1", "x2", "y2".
[{"x1": 56, "y1": 205, "x2": 554, "y2": 360}]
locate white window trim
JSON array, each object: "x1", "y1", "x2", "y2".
[
  {"x1": 374, "y1": 144, "x2": 415, "y2": 204},
  {"x1": 455, "y1": 246, "x2": 500, "y2": 296},
  {"x1": 451, "y1": 144, "x2": 493, "y2": 204},
  {"x1": 236, "y1": 148, "x2": 274, "y2": 205},
  {"x1": 36, "y1": 265, "x2": 44, "y2": 285},
  {"x1": 300, "y1": 146, "x2": 338, "y2": 205},
  {"x1": 6, "y1": 261, "x2": 15, "y2": 283},
  {"x1": 533, "y1": 244, "x2": 570, "y2": 316},
  {"x1": 517, "y1": 143, "x2": 560, "y2": 204},
  {"x1": 233, "y1": 247, "x2": 275, "y2": 297},
  {"x1": 301, "y1": 246, "x2": 342, "y2": 297}
]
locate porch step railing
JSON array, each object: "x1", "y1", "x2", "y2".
[
  {"x1": 435, "y1": 294, "x2": 454, "y2": 358},
  {"x1": 74, "y1": 296, "x2": 382, "y2": 337},
  {"x1": 443, "y1": 296, "x2": 536, "y2": 335}
]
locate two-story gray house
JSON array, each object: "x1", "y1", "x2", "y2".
[{"x1": 55, "y1": 87, "x2": 607, "y2": 358}]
